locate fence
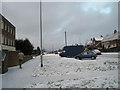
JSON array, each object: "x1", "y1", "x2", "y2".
[{"x1": 2, "y1": 51, "x2": 33, "y2": 73}]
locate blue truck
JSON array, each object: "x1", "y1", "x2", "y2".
[{"x1": 59, "y1": 45, "x2": 85, "y2": 57}]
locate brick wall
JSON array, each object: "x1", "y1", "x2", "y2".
[
  {"x1": 2, "y1": 51, "x2": 19, "y2": 73},
  {"x1": 7, "y1": 51, "x2": 19, "y2": 67}
]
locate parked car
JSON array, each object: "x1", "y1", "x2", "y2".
[
  {"x1": 93, "y1": 49, "x2": 101, "y2": 55},
  {"x1": 75, "y1": 50, "x2": 97, "y2": 60}
]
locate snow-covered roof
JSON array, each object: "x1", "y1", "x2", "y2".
[
  {"x1": 86, "y1": 40, "x2": 92, "y2": 45},
  {"x1": 94, "y1": 37, "x2": 103, "y2": 41},
  {"x1": 102, "y1": 32, "x2": 120, "y2": 42},
  {"x1": 86, "y1": 37, "x2": 103, "y2": 45}
]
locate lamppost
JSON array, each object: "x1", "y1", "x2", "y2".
[
  {"x1": 40, "y1": 0, "x2": 43, "y2": 67},
  {"x1": 65, "y1": 31, "x2": 67, "y2": 46}
]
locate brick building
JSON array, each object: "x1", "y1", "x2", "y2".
[
  {"x1": 0, "y1": 14, "x2": 16, "y2": 51},
  {"x1": 102, "y1": 30, "x2": 120, "y2": 51},
  {"x1": 86, "y1": 36, "x2": 103, "y2": 50},
  {"x1": 86, "y1": 30, "x2": 120, "y2": 52},
  {"x1": 0, "y1": 14, "x2": 16, "y2": 73}
]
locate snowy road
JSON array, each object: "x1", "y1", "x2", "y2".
[{"x1": 2, "y1": 53, "x2": 118, "y2": 88}]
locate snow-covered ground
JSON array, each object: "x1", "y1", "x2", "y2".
[{"x1": 2, "y1": 53, "x2": 118, "y2": 88}]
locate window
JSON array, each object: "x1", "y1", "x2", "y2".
[
  {"x1": 13, "y1": 29, "x2": 15, "y2": 35},
  {"x1": 10, "y1": 39, "x2": 12, "y2": 46},
  {"x1": 11, "y1": 28, "x2": 13, "y2": 34},
  {"x1": 7, "y1": 38, "x2": 9, "y2": 45},
  {"x1": 5, "y1": 24, "x2": 7, "y2": 30},
  {"x1": 12, "y1": 30, "x2": 14, "y2": 35},
  {"x1": 1, "y1": 20, "x2": 4, "y2": 29},
  {"x1": 8, "y1": 26, "x2": 10, "y2": 32},
  {"x1": 5, "y1": 37, "x2": 7, "y2": 45},
  {"x1": 3, "y1": 37, "x2": 5, "y2": 44},
  {"x1": 11, "y1": 40, "x2": 13, "y2": 46},
  {"x1": 83, "y1": 52, "x2": 87, "y2": 55},
  {"x1": 9, "y1": 39, "x2": 11, "y2": 45},
  {"x1": 2, "y1": 35, "x2": 4, "y2": 44},
  {"x1": 12, "y1": 41, "x2": 15, "y2": 46}
]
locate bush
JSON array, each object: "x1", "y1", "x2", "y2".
[{"x1": 15, "y1": 38, "x2": 34, "y2": 55}]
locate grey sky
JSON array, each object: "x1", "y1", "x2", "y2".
[{"x1": 2, "y1": 2, "x2": 118, "y2": 51}]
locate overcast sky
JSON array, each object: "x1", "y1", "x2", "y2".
[{"x1": 1, "y1": 2, "x2": 118, "y2": 51}]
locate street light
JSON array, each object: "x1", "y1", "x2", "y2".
[
  {"x1": 65, "y1": 31, "x2": 67, "y2": 46},
  {"x1": 40, "y1": 0, "x2": 43, "y2": 67}
]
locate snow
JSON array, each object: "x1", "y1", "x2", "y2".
[
  {"x1": 94, "y1": 37, "x2": 103, "y2": 41},
  {"x1": 86, "y1": 37, "x2": 103, "y2": 45},
  {"x1": 2, "y1": 53, "x2": 118, "y2": 88},
  {"x1": 87, "y1": 40, "x2": 92, "y2": 45}
]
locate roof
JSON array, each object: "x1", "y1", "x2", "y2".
[
  {"x1": 102, "y1": 31, "x2": 120, "y2": 42},
  {"x1": 94, "y1": 37, "x2": 103, "y2": 41},
  {"x1": 0, "y1": 14, "x2": 15, "y2": 28},
  {"x1": 87, "y1": 40, "x2": 92, "y2": 45},
  {"x1": 86, "y1": 37, "x2": 103, "y2": 45}
]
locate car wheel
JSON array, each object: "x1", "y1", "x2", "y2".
[
  {"x1": 91, "y1": 56, "x2": 96, "y2": 60},
  {"x1": 76, "y1": 56, "x2": 79, "y2": 60},
  {"x1": 76, "y1": 56, "x2": 81, "y2": 60}
]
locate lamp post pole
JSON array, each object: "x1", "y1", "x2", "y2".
[
  {"x1": 40, "y1": 0, "x2": 43, "y2": 67},
  {"x1": 65, "y1": 31, "x2": 67, "y2": 46}
]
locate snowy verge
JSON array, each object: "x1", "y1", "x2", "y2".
[{"x1": 29, "y1": 53, "x2": 118, "y2": 88}]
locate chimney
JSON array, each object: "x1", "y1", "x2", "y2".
[
  {"x1": 114, "y1": 30, "x2": 117, "y2": 34},
  {"x1": 101, "y1": 35, "x2": 103, "y2": 37},
  {"x1": 91, "y1": 38, "x2": 92, "y2": 41}
]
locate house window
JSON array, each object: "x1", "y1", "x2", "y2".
[
  {"x1": 9, "y1": 39, "x2": 11, "y2": 46},
  {"x1": 8, "y1": 26, "x2": 10, "y2": 32},
  {"x1": 11, "y1": 40, "x2": 12, "y2": 46},
  {"x1": 5, "y1": 37, "x2": 7, "y2": 45},
  {"x1": 12, "y1": 29, "x2": 14, "y2": 35},
  {"x1": 13, "y1": 30, "x2": 15, "y2": 35},
  {"x1": 1, "y1": 20, "x2": 4, "y2": 29},
  {"x1": 7, "y1": 38, "x2": 9, "y2": 45},
  {"x1": 11, "y1": 40, "x2": 13, "y2": 46},
  {"x1": 13, "y1": 40, "x2": 15, "y2": 46},
  {"x1": 11, "y1": 28, "x2": 13, "y2": 34},
  {"x1": 4, "y1": 36, "x2": 5, "y2": 44},
  {"x1": 8, "y1": 39, "x2": 9, "y2": 45},
  {"x1": 2, "y1": 35, "x2": 4, "y2": 44},
  {"x1": 5, "y1": 24, "x2": 7, "y2": 30}
]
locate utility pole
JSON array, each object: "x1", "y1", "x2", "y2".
[
  {"x1": 65, "y1": 31, "x2": 67, "y2": 46},
  {"x1": 40, "y1": 0, "x2": 43, "y2": 67}
]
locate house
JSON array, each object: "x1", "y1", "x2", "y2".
[
  {"x1": 86, "y1": 36, "x2": 103, "y2": 50},
  {"x1": 0, "y1": 14, "x2": 17, "y2": 73},
  {"x1": 92, "y1": 36, "x2": 103, "y2": 49},
  {"x1": 0, "y1": 14, "x2": 16, "y2": 51},
  {"x1": 102, "y1": 30, "x2": 120, "y2": 51},
  {"x1": 85, "y1": 38, "x2": 93, "y2": 49}
]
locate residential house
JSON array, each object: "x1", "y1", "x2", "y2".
[
  {"x1": 86, "y1": 36, "x2": 103, "y2": 50},
  {"x1": 102, "y1": 30, "x2": 120, "y2": 51},
  {"x1": 0, "y1": 14, "x2": 16, "y2": 51},
  {"x1": 0, "y1": 14, "x2": 17, "y2": 73}
]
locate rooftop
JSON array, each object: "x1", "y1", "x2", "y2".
[{"x1": 102, "y1": 31, "x2": 120, "y2": 42}]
